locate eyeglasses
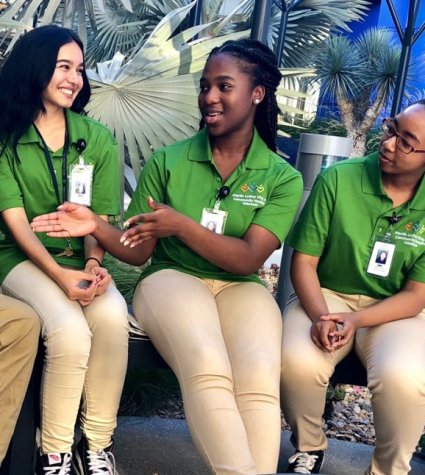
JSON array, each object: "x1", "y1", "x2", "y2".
[{"x1": 381, "y1": 118, "x2": 425, "y2": 155}]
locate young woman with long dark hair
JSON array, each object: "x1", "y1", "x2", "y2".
[{"x1": 0, "y1": 25, "x2": 128, "y2": 475}]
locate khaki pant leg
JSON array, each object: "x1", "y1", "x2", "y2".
[
  {"x1": 133, "y1": 270, "x2": 257, "y2": 475},
  {"x1": 216, "y1": 281, "x2": 282, "y2": 474},
  {"x1": 4, "y1": 261, "x2": 104, "y2": 453},
  {"x1": 80, "y1": 284, "x2": 129, "y2": 450},
  {"x1": 356, "y1": 311, "x2": 425, "y2": 475},
  {"x1": 280, "y1": 290, "x2": 354, "y2": 452},
  {"x1": 0, "y1": 295, "x2": 40, "y2": 464}
]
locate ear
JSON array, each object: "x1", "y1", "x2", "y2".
[{"x1": 252, "y1": 85, "x2": 265, "y2": 105}]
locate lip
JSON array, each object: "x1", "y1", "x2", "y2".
[
  {"x1": 379, "y1": 150, "x2": 393, "y2": 165},
  {"x1": 59, "y1": 87, "x2": 77, "y2": 98},
  {"x1": 203, "y1": 110, "x2": 223, "y2": 126}
]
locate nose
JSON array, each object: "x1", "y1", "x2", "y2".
[
  {"x1": 67, "y1": 69, "x2": 80, "y2": 84},
  {"x1": 203, "y1": 87, "x2": 220, "y2": 104},
  {"x1": 382, "y1": 134, "x2": 397, "y2": 152}
]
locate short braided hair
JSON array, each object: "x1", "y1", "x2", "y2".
[{"x1": 205, "y1": 39, "x2": 282, "y2": 152}]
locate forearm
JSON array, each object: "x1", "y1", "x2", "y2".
[
  {"x1": 353, "y1": 285, "x2": 425, "y2": 328},
  {"x1": 4, "y1": 212, "x2": 62, "y2": 281},
  {"x1": 92, "y1": 215, "x2": 155, "y2": 266},
  {"x1": 177, "y1": 217, "x2": 277, "y2": 275},
  {"x1": 84, "y1": 216, "x2": 107, "y2": 264},
  {"x1": 291, "y1": 252, "x2": 328, "y2": 322}
]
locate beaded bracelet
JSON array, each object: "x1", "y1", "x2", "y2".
[{"x1": 84, "y1": 257, "x2": 102, "y2": 267}]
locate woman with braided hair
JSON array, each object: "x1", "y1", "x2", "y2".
[{"x1": 32, "y1": 38, "x2": 303, "y2": 474}]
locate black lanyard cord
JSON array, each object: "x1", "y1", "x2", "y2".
[{"x1": 33, "y1": 120, "x2": 70, "y2": 205}]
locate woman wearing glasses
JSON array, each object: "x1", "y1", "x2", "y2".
[{"x1": 280, "y1": 100, "x2": 425, "y2": 474}]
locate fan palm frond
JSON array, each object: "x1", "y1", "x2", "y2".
[{"x1": 85, "y1": 2, "x2": 312, "y2": 199}]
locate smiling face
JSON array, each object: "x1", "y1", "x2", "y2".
[
  {"x1": 41, "y1": 41, "x2": 84, "y2": 113},
  {"x1": 379, "y1": 103, "x2": 425, "y2": 181},
  {"x1": 198, "y1": 53, "x2": 264, "y2": 139}
]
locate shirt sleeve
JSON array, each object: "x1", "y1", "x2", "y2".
[
  {"x1": 287, "y1": 170, "x2": 336, "y2": 256},
  {"x1": 251, "y1": 167, "x2": 303, "y2": 243},
  {"x1": 408, "y1": 253, "x2": 425, "y2": 284},
  {"x1": 0, "y1": 151, "x2": 24, "y2": 212},
  {"x1": 125, "y1": 151, "x2": 166, "y2": 220}
]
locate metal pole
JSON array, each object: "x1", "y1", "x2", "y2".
[
  {"x1": 251, "y1": 0, "x2": 273, "y2": 44},
  {"x1": 390, "y1": 0, "x2": 421, "y2": 116},
  {"x1": 276, "y1": 1, "x2": 289, "y2": 66},
  {"x1": 275, "y1": 0, "x2": 303, "y2": 66}
]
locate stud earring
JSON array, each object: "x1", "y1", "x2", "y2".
[{"x1": 254, "y1": 99, "x2": 260, "y2": 105}]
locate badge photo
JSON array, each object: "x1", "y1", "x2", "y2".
[
  {"x1": 366, "y1": 240, "x2": 396, "y2": 278},
  {"x1": 201, "y1": 208, "x2": 228, "y2": 235},
  {"x1": 69, "y1": 164, "x2": 93, "y2": 206}
]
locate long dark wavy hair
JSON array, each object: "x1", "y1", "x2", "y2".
[
  {"x1": 0, "y1": 25, "x2": 91, "y2": 156},
  {"x1": 200, "y1": 38, "x2": 282, "y2": 152}
]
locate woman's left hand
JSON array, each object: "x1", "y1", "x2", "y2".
[
  {"x1": 320, "y1": 312, "x2": 359, "y2": 350},
  {"x1": 121, "y1": 197, "x2": 186, "y2": 248}
]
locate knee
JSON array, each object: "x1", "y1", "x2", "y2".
[
  {"x1": 281, "y1": 346, "x2": 329, "y2": 387},
  {"x1": 86, "y1": 294, "x2": 129, "y2": 336},
  {"x1": 44, "y1": 319, "x2": 92, "y2": 361},
  {"x1": 240, "y1": 355, "x2": 281, "y2": 397},
  {"x1": 369, "y1": 364, "x2": 425, "y2": 401},
  {"x1": 185, "y1": 345, "x2": 233, "y2": 390}
]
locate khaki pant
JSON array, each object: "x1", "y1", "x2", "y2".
[
  {"x1": 281, "y1": 288, "x2": 425, "y2": 475},
  {"x1": 133, "y1": 269, "x2": 282, "y2": 475},
  {"x1": 2, "y1": 260, "x2": 129, "y2": 453},
  {"x1": 0, "y1": 294, "x2": 40, "y2": 464}
]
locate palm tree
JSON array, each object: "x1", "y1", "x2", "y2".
[{"x1": 314, "y1": 27, "x2": 414, "y2": 157}]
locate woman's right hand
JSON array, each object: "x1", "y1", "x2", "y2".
[
  {"x1": 55, "y1": 268, "x2": 97, "y2": 305},
  {"x1": 31, "y1": 202, "x2": 97, "y2": 237}
]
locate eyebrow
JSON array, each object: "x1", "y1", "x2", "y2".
[
  {"x1": 393, "y1": 117, "x2": 420, "y2": 143},
  {"x1": 56, "y1": 59, "x2": 84, "y2": 67},
  {"x1": 200, "y1": 75, "x2": 235, "y2": 82}
]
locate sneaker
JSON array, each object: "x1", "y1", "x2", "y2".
[
  {"x1": 35, "y1": 451, "x2": 73, "y2": 474},
  {"x1": 72, "y1": 436, "x2": 117, "y2": 474},
  {"x1": 287, "y1": 450, "x2": 324, "y2": 473}
]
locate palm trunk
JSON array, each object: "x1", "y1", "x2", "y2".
[{"x1": 337, "y1": 89, "x2": 387, "y2": 158}]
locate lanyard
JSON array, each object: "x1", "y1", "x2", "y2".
[{"x1": 33, "y1": 121, "x2": 70, "y2": 205}]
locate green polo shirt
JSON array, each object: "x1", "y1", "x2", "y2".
[
  {"x1": 0, "y1": 109, "x2": 120, "y2": 283},
  {"x1": 127, "y1": 127, "x2": 303, "y2": 284},
  {"x1": 287, "y1": 152, "x2": 425, "y2": 299}
]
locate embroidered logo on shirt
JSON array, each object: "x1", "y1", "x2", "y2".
[
  {"x1": 240, "y1": 183, "x2": 264, "y2": 193},
  {"x1": 233, "y1": 183, "x2": 266, "y2": 207},
  {"x1": 405, "y1": 221, "x2": 425, "y2": 234}
]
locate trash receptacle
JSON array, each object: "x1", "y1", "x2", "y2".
[{"x1": 276, "y1": 133, "x2": 352, "y2": 311}]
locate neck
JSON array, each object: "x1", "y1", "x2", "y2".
[
  {"x1": 209, "y1": 128, "x2": 253, "y2": 160},
  {"x1": 33, "y1": 108, "x2": 66, "y2": 152},
  {"x1": 381, "y1": 171, "x2": 424, "y2": 207},
  {"x1": 34, "y1": 106, "x2": 66, "y2": 129}
]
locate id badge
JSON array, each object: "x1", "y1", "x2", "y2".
[
  {"x1": 201, "y1": 208, "x2": 228, "y2": 235},
  {"x1": 366, "y1": 239, "x2": 396, "y2": 278},
  {"x1": 69, "y1": 164, "x2": 93, "y2": 206}
]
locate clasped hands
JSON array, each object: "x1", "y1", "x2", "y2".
[{"x1": 310, "y1": 312, "x2": 358, "y2": 352}]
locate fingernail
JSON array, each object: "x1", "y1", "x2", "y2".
[
  {"x1": 130, "y1": 243, "x2": 136, "y2": 248},
  {"x1": 120, "y1": 236, "x2": 125, "y2": 243},
  {"x1": 123, "y1": 240, "x2": 130, "y2": 247}
]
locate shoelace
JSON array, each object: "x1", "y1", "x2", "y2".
[
  {"x1": 43, "y1": 452, "x2": 72, "y2": 475},
  {"x1": 87, "y1": 449, "x2": 117, "y2": 474},
  {"x1": 288, "y1": 451, "x2": 319, "y2": 474}
]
